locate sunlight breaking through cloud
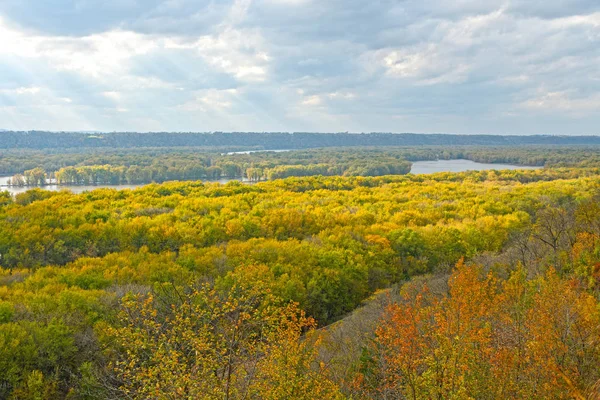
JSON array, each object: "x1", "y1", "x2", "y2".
[{"x1": 0, "y1": 1, "x2": 598, "y2": 133}]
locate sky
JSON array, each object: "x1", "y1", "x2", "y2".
[{"x1": 0, "y1": 0, "x2": 598, "y2": 134}]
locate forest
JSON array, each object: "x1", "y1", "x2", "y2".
[
  {"x1": 2, "y1": 130, "x2": 600, "y2": 150},
  {"x1": 3, "y1": 146, "x2": 600, "y2": 186},
  {"x1": 2, "y1": 0, "x2": 599, "y2": 394},
  {"x1": 1, "y1": 151, "x2": 600, "y2": 398},
  {"x1": 2, "y1": 148, "x2": 414, "y2": 186}
]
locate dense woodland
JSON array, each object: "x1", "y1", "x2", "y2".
[
  {"x1": 1, "y1": 150, "x2": 600, "y2": 398},
  {"x1": 2, "y1": 131, "x2": 600, "y2": 149},
  {"x1": 2, "y1": 149, "x2": 414, "y2": 186},
  {"x1": 4, "y1": 146, "x2": 600, "y2": 186}
]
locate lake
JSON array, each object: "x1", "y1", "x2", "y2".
[
  {"x1": 409, "y1": 159, "x2": 540, "y2": 175},
  {"x1": 0, "y1": 159, "x2": 540, "y2": 195}
]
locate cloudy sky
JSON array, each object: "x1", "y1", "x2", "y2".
[{"x1": 0, "y1": 0, "x2": 598, "y2": 134}]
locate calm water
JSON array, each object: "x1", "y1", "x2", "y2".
[
  {"x1": 223, "y1": 149, "x2": 291, "y2": 155},
  {"x1": 0, "y1": 159, "x2": 539, "y2": 195},
  {"x1": 0, "y1": 176, "x2": 245, "y2": 195},
  {"x1": 410, "y1": 159, "x2": 540, "y2": 175}
]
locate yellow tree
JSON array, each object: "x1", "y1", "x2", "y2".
[
  {"x1": 104, "y1": 281, "x2": 343, "y2": 399},
  {"x1": 524, "y1": 270, "x2": 600, "y2": 399}
]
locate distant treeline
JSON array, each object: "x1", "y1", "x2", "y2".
[{"x1": 2, "y1": 130, "x2": 600, "y2": 149}]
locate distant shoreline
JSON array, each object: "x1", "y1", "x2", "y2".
[{"x1": 2, "y1": 131, "x2": 600, "y2": 150}]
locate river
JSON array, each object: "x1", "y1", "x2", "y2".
[
  {"x1": 409, "y1": 159, "x2": 540, "y2": 175},
  {"x1": 0, "y1": 159, "x2": 540, "y2": 195},
  {"x1": 0, "y1": 176, "x2": 247, "y2": 195}
]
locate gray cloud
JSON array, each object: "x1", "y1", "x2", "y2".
[
  {"x1": 0, "y1": 0, "x2": 163, "y2": 35},
  {"x1": 0, "y1": 0, "x2": 599, "y2": 133}
]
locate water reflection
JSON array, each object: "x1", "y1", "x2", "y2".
[{"x1": 0, "y1": 159, "x2": 540, "y2": 195}]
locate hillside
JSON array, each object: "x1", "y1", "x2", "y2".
[
  {"x1": 2, "y1": 131, "x2": 600, "y2": 149},
  {"x1": 1, "y1": 166, "x2": 600, "y2": 398}
]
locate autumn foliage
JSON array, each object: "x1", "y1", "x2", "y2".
[
  {"x1": 2, "y1": 163, "x2": 600, "y2": 399},
  {"x1": 356, "y1": 262, "x2": 600, "y2": 399},
  {"x1": 105, "y1": 282, "x2": 342, "y2": 399}
]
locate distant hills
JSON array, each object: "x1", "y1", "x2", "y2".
[{"x1": 1, "y1": 131, "x2": 600, "y2": 150}]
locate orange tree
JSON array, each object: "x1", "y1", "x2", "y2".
[{"x1": 356, "y1": 263, "x2": 600, "y2": 399}]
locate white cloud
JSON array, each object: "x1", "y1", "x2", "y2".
[
  {"x1": 521, "y1": 90, "x2": 600, "y2": 114},
  {"x1": 549, "y1": 12, "x2": 600, "y2": 28},
  {"x1": 0, "y1": 15, "x2": 269, "y2": 83},
  {"x1": 0, "y1": 86, "x2": 41, "y2": 95},
  {"x1": 374, "y1": 45, "x2": 472, "y2": 85},
  {"x1": 263, "y1": 0, "x2": 312, "y2": 4},
  {"x1": 189, "y1": 28, "x2": 270, "y2": 82},
  {"x1": 301, "y1": 95, "x2": 322, "y2": 106},
  {"x1": 327, "y1": 91, "x2": 357, "y2": 100},
  {"x1": 0, "y1": 1, "x2": 599, "y2": 133},
  {"x1": 179, "y1": 88, "x2": 239, "y2": 111},
  {"x1": 102, "y1": 91, "x2": 122, "y2": 100}
]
